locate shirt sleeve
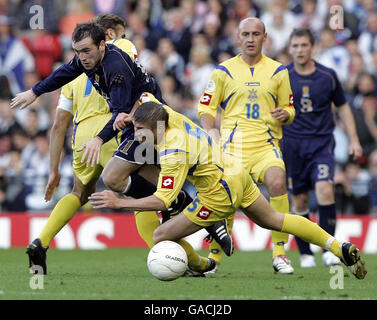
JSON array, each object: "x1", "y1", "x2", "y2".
[
  {"x1": 331, "y1": 70, "x2": 347, "y2": 107},
  {"x1": 32, "y1": 56, "x2": 83, "y2": 96},
  {"x1": 276, "y1": 68, "x2": 295, "y2": 124},
  {"x1": 197, "y1": 68, "x2": 225, "y2": 120}
]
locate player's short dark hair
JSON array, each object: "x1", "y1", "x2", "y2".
[
  {"x1": 134, "y1": 102, "x2": 169, "y2": 129},
  {"x1": 93, "y1": 14, "x2": 125, "y2": 30},
  {"x1": 72, "y1": 22, "x2": 106, "y2": 47},
  {"x1": 289, "y1": 28, "x2": 315, "y2": 45}
]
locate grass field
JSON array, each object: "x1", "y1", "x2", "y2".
[{"x1": 0, "y1": 248, "x2": 376, "y2": 301}]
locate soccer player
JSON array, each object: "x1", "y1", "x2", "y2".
[
  {"x1": 282, "y1": 28, "x2": 363, "y2": 268},
  {"x1": 17, "y1": 18, "x2": 228, "y2": 275},
  {"x1": 89, "y1": 100, "x2": 367, "y2": 280},
  {"x1": 197, "y1": 17, "x2": 295, "y2": 274}
]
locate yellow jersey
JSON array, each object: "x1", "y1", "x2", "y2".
[{"x1": 197, "y1": 54, "x2": 295, "y2": 149}]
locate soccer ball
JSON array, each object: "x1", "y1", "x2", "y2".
[{"x1": 147, "y1": 241, "x2": 188, "y2": 281}]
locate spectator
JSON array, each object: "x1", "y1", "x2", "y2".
[
  {"x1": 131, "y1": 34, "x2": 153, "y2": 71},
  {"x1": 58, "y1": 0, "x2": 95, "y2": 50},
  {"x1": 344, "y1": 160, "x2": 372, "y2": 214},
  {"x1": 0, "y1": 15, "x2": 35, "y2": 95},
  {"x1": 228, "y1": 0, "x2": 261, "y2": 20},
  {"x1": 157, "y1": 37, "x2": 186, "y2": 93},
  {"x1": 23, "y1": 132, "x2": 51, "y2": 211},
  {"x1": 185, "y1": 45, "x2": 215, "y2": 100},
  {"x1": 164, "y1": 8, "x2": 192, "y2": 63},
  {"x1": 316, "y1": 28, "x2": 350, "y2": 84},
  {"x1": 24, "y1": 30, "x2": 62, "y2": 79},
  {"x1": 358, "y1": 10, "x2": 377, "y2": 71},
  {"x1": 126, "y1": 11, "x2": 162, "y2": 51},
  {"x1": 0, "y1": 97, "x2": 21, "y2": 134},
  {"x1": 294, "y1": 0, "x2": 325, "y2": 40},
  {"x1": 93, "y1": 0, "x2": 126, "y2": 18},
  {"x1": 263, "y1": 5, "x2": 294, "y2": 58},
  {"x1": 0, "y1": 149, "x2": 27, "y2": 212}
]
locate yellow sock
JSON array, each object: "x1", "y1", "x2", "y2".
[
  {"x1": 281, "y1": 214, "x2": 341, "y2": 257},
  {"x1": 38, "y1": 193, "x2": 81, "y2": 248},
  {"x1": 208, "y1": 213, "x2": 235, "y2": 264},
  {"x1": 134, "y1": 211, "x2": 160, "y2": 248},
  {"x1": 177, "y1": 239, "x2": 209, "y2": 272},
  {"x1": 270, "y1": 194, "x2": 290, "y2": 257}
]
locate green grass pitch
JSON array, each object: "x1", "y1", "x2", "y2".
[{"x1": 0, "y1": 248, "x2": 376, "y2": 300}]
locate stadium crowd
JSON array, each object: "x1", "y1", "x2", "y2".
[{"x1": 0, "y1": 0, "x2": 376, "y2": 214}]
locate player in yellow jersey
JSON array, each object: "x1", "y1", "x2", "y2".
[
  {"x1": 89, "y1": 101, "x2": 367, "y2": 281},
  {"x1": 198, "y1": 17, "x2": 296, "y2": 274},
  {"x1": 26, "y1": 15, "x2": 219, "y2": 276}
]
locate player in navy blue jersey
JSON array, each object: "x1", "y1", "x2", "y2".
[{"x1": 282, "y1": 28, "x2": 363, "y2": 268}]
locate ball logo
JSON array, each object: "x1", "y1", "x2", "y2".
[
  {"x1": 200, "y1": 93, "x2": 212, "y2": 106},
  {"x1": 196, "y1": 206, "x2": 212, "y2": 220},
  {"x1": 161, "y1": 176, "x2": 174, "y2": 189}
]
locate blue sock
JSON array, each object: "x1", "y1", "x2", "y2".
[
  {"x1": 318, "y1": 203, "x2": 336, "y2": 252},
  {"x1": 293, "y1": 209, "x2": 313, "y2": 256}
]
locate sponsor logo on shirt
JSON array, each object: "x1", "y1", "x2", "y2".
[
  {"x1": 161, "y1": 176, "x2": 174, "y2": 189},
  {"x1": 200, "y1": 93, "x2": 212, "y2": 105},
  {"x1": 196, "y1": 206, "x2": 212, "y2": 220}
]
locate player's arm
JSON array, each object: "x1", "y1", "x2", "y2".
[
  {"x1": 337, "y1": 102, "x2": 363, "y2": 160},
  {"x1": 89, "y1": 155, "x2": 189, "y2": 211},
  {"x1": 10, "y1": 56, "x2": 83, "y2": 110},
  {"x1": 271, "y1": 68, "x2": 295, "y2": 124},
  {"x1": 45, "y1": 89, "x2": 73, "y2": 201}
]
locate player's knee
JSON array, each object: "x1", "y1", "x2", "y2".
[
  {"x1": 153, "y1": 227, "x2": 164, "y2": 244},
  {"x1": 267, "y1": 179, "x2": 286, "y2": 197}
]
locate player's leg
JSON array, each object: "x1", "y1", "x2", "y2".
[
  {"x1": 315, "y1": 180, "x2": 340, "y2": 266},
  {"x1": 263, "y1": 166, "x2": 294, "y2": 274},
  {"x1": 291, "y1": 192, "x2": 317, "y2": 268},
  {"x1": 27, "y1": 173, "x2": 98, "y2": 274},
  {"x1": 153, "y1": 211, "x2": 216, "y2": 273},
  {"x1": 241, "y1": 193, "x2": 366, "y2": 279}
]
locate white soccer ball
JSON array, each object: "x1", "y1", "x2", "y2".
[{"x1": 147, "y1": 241, "x2": 188, "y2": 281}]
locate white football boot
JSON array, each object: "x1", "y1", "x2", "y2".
[
  {"x1": 322, "y1": 251, "x2": 341, "y2": 267},
  {"x1": 272, "y1": 255, "x2": 294, "y2": 274},
  {"x1": 300, "y1": 254, "x2": 316, "y2": 268}
]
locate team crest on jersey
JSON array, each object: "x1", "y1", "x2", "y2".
[
  {"x1": 161, "y1": 176, "x2": 174, "y2": 189},
  {"x1": 205, "y1": 80, "x2": 216, "y2": 93},
  {"x1": 95, "y1": 74, "x2": 100, "y2": 83},
  {"x1": 113, "y1": 74, "x2": 124, "y2": 84},
  {"x1": 196, "y1": 206, "x2": 212, "y2": 220},
  {"x1": 289, "y1": 94, "x2": 294, "y2": 106},
  {"x1": 302, "y1": 86, "x2": 310, "y2": 98},
  {"x1": 248, "y1": 89, "x2": 258, "y2": 102}
]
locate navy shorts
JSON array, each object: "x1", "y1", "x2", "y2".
[
  {"x1": 281, "y1": 135, "x2": 335, "y2": 195},
  {"x1": 113, "y1": 126, "x2": 158, "y2": 164}
]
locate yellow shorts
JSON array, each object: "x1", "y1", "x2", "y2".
[
  {"x1": 235, "y1": 139, "x2": 286, "y2": 184},
  {"x1": 183, "y1": 168, "x2": 260, "y2": 227},
  {"x1": 72, "y1": 114, "x2": 120, "y2": 185}
]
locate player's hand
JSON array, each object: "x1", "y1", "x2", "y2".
[
  {"x1": 89, "y1": 190, "x2": 121, "y2": 209},
  {"x1": 270, "y1": 108, "x2": 290, "y2": 122},
  {"x1": 44, "y1": 171, "x2": 61, "y2": 202},
  {"x1": 77, "y1": 136, "x2": 103, "y2": 168},
  {"x1": 349, "y1": 139, "x2": 363, "y2": 161},
  {"x1": 113, "y1": 112, "x2": 132, "y2": 131},
  {"x1": 10, "y1": 89, "x2": 37, "y2": 109}
]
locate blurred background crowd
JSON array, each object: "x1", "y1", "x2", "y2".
[{"x1": 0, "y1": 0, "x2": 376, "y2": 214}]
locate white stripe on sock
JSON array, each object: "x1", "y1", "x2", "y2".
[{"x1": 325, "y1": 236, "x2": 335, "y2": 251}]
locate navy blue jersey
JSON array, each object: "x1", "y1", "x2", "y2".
[
  {"x1": 32, "y1": 43, "x2": 163, "y2": 143},
  {"x1": 283, "y1": 61, "x2": 346, "y2": 138}
]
